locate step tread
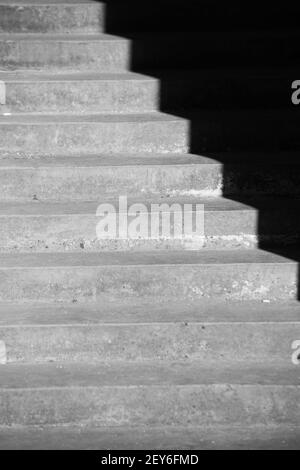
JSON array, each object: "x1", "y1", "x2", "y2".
[
  {"x1": 0, "y1": 300, "x2": 299, "y2": 326},
  {"x1": 0, "y1": 112, "x2": 182, "y2": 124},
  {"x1": 0, "y1": 154, "x2": 214, "y2": 167},
  {"x1": 0, "y1": 362, "x2": 299, "y2": 389},
  {"x1": 0, "y1": 71, "x2": 157, "y2": 82},
  {"x1": 0, "y1": 423, "x2": 299, "y2": 450},
  {"x1": 0, "y1": 0, "x2": 96, "y2": 3},
  {"x1": 0, "y1": 109, "x2": 298, "y2": 121},
  {"x1": 1, "y1": 67, "x2": 299, "y2": 81},
  {"x1": 0, "y1": 32, "x2": 126, "y2": 41},
  {"x1": 0, "y1": 196, "x2": 299, "y2": 216},
  {"x1": 0, "y1": 30, "x2": 298, "y2": 41},
  {"x1": 0, "y1": 249, "x2": 298, "y2": 268},
  {"x1": 0, "y1": 152, "x2": 300, "y2": 168}
]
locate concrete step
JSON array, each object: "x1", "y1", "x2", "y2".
[
  {"x1": 0, "y1": 68, "x2": 297, "y2": 114},
  {"x1": 0, "y1": 197, "x2": 299, "y2": 252},
  {"x1": 0, "y1": 72, "x2": 159, "y2": 114},
  {"x1": 0, "y1": 362, "x2": 299, "y2": 427},
  {"x1": 0, "y1": 31, "x2": 298, "y2": 73},
  {"x1": 0, "y1": 154, "x2": 299, "y2": 201},
  {"x1": 0, "y1": 109, "x2": 299, "y2": 157},
  {"x1": 2, "y1": 299, "x2": 300, "y2": 325},
  {"x1": 1, "y1": 423, "x2": 300, "y2": 450},
  {"x1": 0, "y1": 249, "x2": 298, "y2": 303},
  {"x1": 0, "y1": 0, "x2": 105, "y2": 34},
  {"x1": 0, "y1": 33, "x2": 131, "y2": 72},
  {"x1": 0, "y1": 113, "x2": 188, "y2": 157},
  {"x1": 0, "y1": 300, "x2": 300, "y2": 364}
]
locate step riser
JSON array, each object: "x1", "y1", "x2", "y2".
[
  {"x1": 2, "y1": 323, "x2": 300, "y2": 364},
  {"x1": 0, "y1": 211, "x2": 299, "y2": 252},
  {"x1": 0, "y1": 263, "x2": 296, "y2": 303},
  {"x1": 0, "y1": 76, "x2": 293, "y2": 114},
  {"x1": 0, "y1": 79, "x2": 159, "y2": 114},
  {"x1": 0, "y1": 120, "x2": 188, "y2": 156},
  {"x1": 0, "y1": 35, "x2": 298, "y2": 72},
  {"x1": 0, "y1": 39, "x2": 131, "y2": 72},
  {"x1": 1, "y1": 424, "x2": 300, "y2": 450},
  {"x1": 0, "y1": 4, "x2": 105, "y2": 34},
  {"x1": 0, "y1": 117, "x2": 298, "y2": 157},
  {"x1": 0, "y1": 165, "x2": 299, "y2": 201},
  {"x1": 0, "y1": 384, "x2": 299, "y2": 427}
]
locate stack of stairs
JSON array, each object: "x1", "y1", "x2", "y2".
[{"x1": 0, "y1": 0, "x2": 299, "y2": 449}]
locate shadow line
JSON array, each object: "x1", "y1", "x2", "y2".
[{"x1": 98, "y1": 0, "x2": 300, "y2": 300}]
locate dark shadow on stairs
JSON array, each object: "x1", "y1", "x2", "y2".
[{"x1": 98, "y1": 0, "x2": 300, "y2": 300}]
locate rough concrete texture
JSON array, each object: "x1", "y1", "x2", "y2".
[
  {"x1": 0, "y1": 363, "x2": 299, "y2": 427},
  {"x1": 0, "y1": 0, "x2": 299, "y2": 448},
  {"x1": 0, "y1": 69, "x2": 294, "y2": 114},
  {"x1": 0, "y1": 250, "x2": 297, "y2": 303},
  {"x1": 0, "y1": 31, "x2": 299, "y2": 73},
  {"x1": 0, "y1": 114, "x2": 189, "y2": 156},
  {"x1": 0, "y1": 155, "x2": 299, "y2": 201},
  {"x1": 0, "y1": 34, "x2": 131, "y2": 72},
  {"x1": 1, "y1": 424, "x2": 300, "y2": 450},
  {"x1": 1, "y1": 321, "x2": 300, "y2": 364},
  {"x1": 0, "y1": 73, "x2": 159, "y2": 114},
  {"x1": 0, "y1": 198, "x2": 298, "y2": 253},
  {"x1": 0, "y1": 110, "x2": 298, "y2": 156},
  {"x1": 0, "y1": 1, "x2": 105, "y2": 34},
  {"x1": 1, "y1": 299, "x2": 300, "y2": 325}
]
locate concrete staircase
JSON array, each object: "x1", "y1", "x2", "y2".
[{"x1": 0, "y1": 0, "x2": 300, "y2": 449}]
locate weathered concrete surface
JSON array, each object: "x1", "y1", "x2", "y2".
[
  {"x1": 1, "y1": 424, "x2": 300, "y2": 450},
  {"x1": 0, "y1": 155, "x2": 223, "y2": 200},
  {"x1": 1, "y1": 299, "x2": 300, "y2": 325},
  {"x1": 1, "y1": 320, "x2": 300, "y2": 364},
  {"x1": 0, "y1": 250, "x2": 297, "y2": 303},
  {"x1": 0, "y1": 198, "x2": 299, "y2": 252},
  {"x1": 0, "y1": 154, "x2": 299, "y2": 201},
  {"x1": 0, "y1": 0, "x2": 298, "y2": 447},
  {"x1": 0, "y1": 34, "x2": 131, "y2": 72},
  {"x1": 0, "y1": 1, "x2": 105, "y2": 34},
  {"x1": 0, "y1": 72, "x2": 159, "y2": 114},
  {"x1": 0, "y1": 363, "x2": 299, "y2": 427},
  {"x1": 1, "y1": 31, "x2": 299, "y2": 72},
  {"x1": 0, "y1": 110, "x2": 298, "y2": 156},
  {"x1": 0, "y1": 113, "x2": 189, "y2": 156},
  {"x1": 0, "y1": 69, "x2": 294, "y2": 114}
]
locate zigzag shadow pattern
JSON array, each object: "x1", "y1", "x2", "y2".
[{"x1": 98, "y1": 0, "x2": 300, "y2": 299}]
